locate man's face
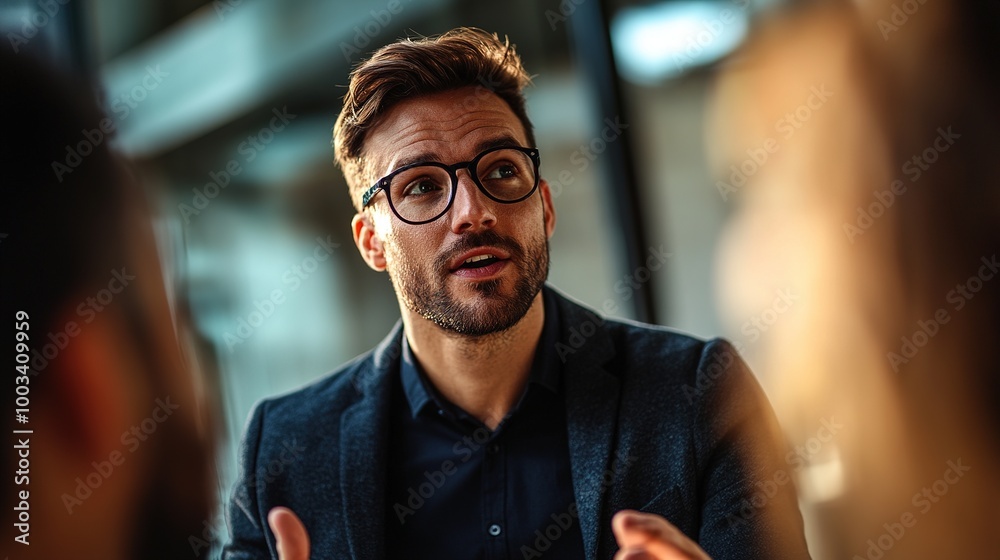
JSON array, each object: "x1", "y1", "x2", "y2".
[{"x1": 354, "y1": 86, "x2": 556, "y2": 336}]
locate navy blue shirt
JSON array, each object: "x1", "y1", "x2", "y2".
[{"x1": 384, "y1": 293, "x2": 585, "y2": 559}]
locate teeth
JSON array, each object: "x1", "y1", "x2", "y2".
[{"x1": 464, "y1": 254, "x2": 496, "y2": 264}]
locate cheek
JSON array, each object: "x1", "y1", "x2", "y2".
[
  {"x1": 381, "y1": 224, "x2": 442, "y2": 269},
  {"x1": 371, "y1": 208, "x2": 394, "y2": 235},
  {"x1": 504, "y1": 198, "x2": 546, "y2": 232}
]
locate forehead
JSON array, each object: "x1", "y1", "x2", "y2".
[{"x1": 362, "y1": 87, "x2": 529, "y2": 176}]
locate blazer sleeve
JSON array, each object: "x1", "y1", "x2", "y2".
[
  {"x1": 223, "y1": 400, "x2": 274, "y2": 559},
  {"x1": 692, "y1": 339, "x2": 812, "y2": 560}
]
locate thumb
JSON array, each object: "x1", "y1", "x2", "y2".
[
  {"x1": 613, "y1": 510, "x2": 656, "y2": 547},
  {"x1": 268, "y1": 506, "x2": 310, "y2": 560},
  {"x1": 612, "y1": 510, "x2": 712, "y2": 560}
]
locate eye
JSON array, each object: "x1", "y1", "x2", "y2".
[
  {"x1": 402, "y1": 177, "x2": 446, "y2": 197},
  {"x1": 483, "y1": 162, "x2": 519, "y2": 180}
]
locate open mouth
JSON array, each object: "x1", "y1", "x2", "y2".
[
  {"x1": 450, "y1": 251, "x2": 510, "y2": 279},
  {"x1": 458, "y1": 254, "x2": 502, "y2": 269}
]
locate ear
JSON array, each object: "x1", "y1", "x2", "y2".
[
  {"x1": 352, "y1": 212, "x2": 387, "y2": 271},
  {"x1": 538, "y1": 179, "x2": 557, "y2": 238}
]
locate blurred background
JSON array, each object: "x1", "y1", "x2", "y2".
[{"x1": 7, "y1": 0, "x2": 996, "y2": 558}]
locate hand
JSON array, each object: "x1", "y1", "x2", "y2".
[
  {"x1": 612, "y1": 510, "x2": 712, "y2": 560},
  {"x1": 268, "y1": 506, "x2": 311, "y2": 560}
]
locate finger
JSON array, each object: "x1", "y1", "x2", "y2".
[
  {"x1": 614, "y1": 548, "x2": 657, "y2": 560},
  {"x1": 613, "y1": 510, "x2": 656, "y2": 547},
  {"x1": 268, "y1": 506, "x2": 311, "y2": 560},
  {"x1": 613, "y1": 510, "x2": 712, "y2": 560}
]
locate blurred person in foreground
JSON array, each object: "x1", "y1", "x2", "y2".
[
  {"x1": 1, "y1": 49, "x2": 213, "y2": 558},
  {"x1": 225, "y1": 27, "x2": 809, "y2": 559},
  {"x1": 709, "y1": 0, "x2": 1000, "y2": 558}
]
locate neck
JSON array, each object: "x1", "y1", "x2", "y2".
[{"x1": 401, "y1": 291, "x2": 546, "y2": 430}]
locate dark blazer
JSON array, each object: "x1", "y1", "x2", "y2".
[{"x1": 224, "y1": 286, "x2": 811, "y2": 559}]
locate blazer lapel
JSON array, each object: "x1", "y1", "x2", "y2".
[
  {"x1": 339, "y1": 323, "x2": 402, "y2": 560},
  {"x1": 552, "y1": 288, "x2": 621, "y2": 560}
]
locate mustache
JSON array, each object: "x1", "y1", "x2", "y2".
[{"x1": 439, "y1": 230, "x2": 525, "y2": 270}]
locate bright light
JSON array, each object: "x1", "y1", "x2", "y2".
[{"x1": 611, "y1": 1, "x2": 750, "y2": 84}]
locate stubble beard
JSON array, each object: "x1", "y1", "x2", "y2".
[{"x1": 386, "y1": 229, "x2": 549, "y2": 337}]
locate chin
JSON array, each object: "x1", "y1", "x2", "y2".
[{"x1": 465, "y1": 278, "x2": 504, "y2": 297}]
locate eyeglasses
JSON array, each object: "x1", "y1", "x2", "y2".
[{"x1": 361, "y1": 146, "x2": 541, "y2": 225}]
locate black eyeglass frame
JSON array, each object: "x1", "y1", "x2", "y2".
[{"x1": 360, "y1": 146, "x2": 541, "y2": 225}]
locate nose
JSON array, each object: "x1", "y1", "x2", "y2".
[{"x1": 448, "y1": 169, "x2": 496, "y2": 233}]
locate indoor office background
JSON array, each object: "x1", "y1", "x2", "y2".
[{"x1": 6, "y1": 0, "x2": 797, "y2": 554}]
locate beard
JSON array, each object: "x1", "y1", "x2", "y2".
[{"x1": 385, "y1": 228, "x2": 549, "y2": 337}]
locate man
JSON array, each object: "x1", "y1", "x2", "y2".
[{"x1": 224, "y1": 28, "x2": 809, "y2": 559}]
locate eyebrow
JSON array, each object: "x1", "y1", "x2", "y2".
[{"x1": 391, "y1": 135, "x2": 525, "y2": 171}]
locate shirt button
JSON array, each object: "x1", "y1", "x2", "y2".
[
  {"x1": 487, "y1": 443, "x2": 500, "y2": 454},
  {"x1": 488, "y1": 523, "x2": 502, "y2": 537}
]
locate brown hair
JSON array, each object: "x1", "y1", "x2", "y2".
[
  {"x1": 2, "y1": 48, "x2": 214, "y2": 558},
  {"x1": 333, "y1": 27, "x2": 536, "y2": 209}
]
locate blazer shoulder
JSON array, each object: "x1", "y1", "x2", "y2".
[
  {"x1": 549, "y1": 285, "x2": 720, "y2": 384},
  {"x1": 609, "y1": 319, "x2": 732, "y2": 386}
]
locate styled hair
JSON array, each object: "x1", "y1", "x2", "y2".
[{"x1": 333, "y1": 27, "x2": 535, "y2": 209}]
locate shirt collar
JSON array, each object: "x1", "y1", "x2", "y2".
[{"x1": 399, "y1": 289, "x2": 562, "y2": 419}]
